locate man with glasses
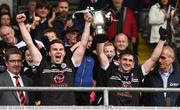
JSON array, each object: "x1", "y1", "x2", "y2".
[{"x1": 0, "y1": 47, "x2": 33, "y2": 105}]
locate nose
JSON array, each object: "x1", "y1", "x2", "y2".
[
  {"x1": 126, "y1": 60, "x2": 132, "y2": 65},
  {"x1": 56, "y1": 50, "x2": 62, "y2": 54},
  {"x1": 159, "y1": 58, "x2": 162, "y2": 63},
  {"x1": 28, "y1": 55, "x2": 32, "y2": 60},
  {"x1": 14, "y1": 61, "x2": 21, "y2": 65}
]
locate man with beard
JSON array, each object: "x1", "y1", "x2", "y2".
[
  {"x1": 49, "y1": 0, "x2": 82, "y2": 40},
  {"x1": 16, "y1": 11, "x2": 92, "y2": 105}
]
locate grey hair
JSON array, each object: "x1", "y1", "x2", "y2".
[{"x1": 0, "y1": 26, "x2": 15, "y2": 36}]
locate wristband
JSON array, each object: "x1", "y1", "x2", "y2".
[{"x1": 95, "y1": 34, "x2": 108, "y2": 43}]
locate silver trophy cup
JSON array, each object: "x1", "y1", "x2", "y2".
[{"x1": 72, "y1": 7, "x2": 111, "y2": 36}]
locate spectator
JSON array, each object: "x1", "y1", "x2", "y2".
[
  {"x1": 106, "y1": 0, "x2": 138, "y2": 55},
  {"x1": 142, "y1": 45, "x2": 180, "y2": 106},
  {"x1": 0, "y1": 47, "x2": 33, "y2": 105},
  {"x1": 22, "y1": 47, "x2": 41, "y2": 105},
  {"x1": 49, "y1": 0, "x2": 81, "y2": 39},
  {"x1": 0, "y1": 26, "x2": 20, "y2": 52},
  {"x1": 0, "y1": 3, "x2": 10, "y2": 15},
  {"x1": 64, "y1": 26, "x2": 80, "y2": 47},
  {"x1": 24, "y1": 0, "x2": 37, "y2": 23},
  {"x1": 114, "y1": 33, "x2": 139, "y2": 67},
  {"x1": 16, "y1": 12, "x2": 92, "y2": 105},
  {"x1": 0, "y1": 26, "x2": 44, "y2": 55},
  {"x1": 41, "y1": 28, "x2": 59, "y2": 50},
  {"x1": 32, "y1": 0, "x2": 50, "y2": 40},
  {"x1": 148, "y1": 0, "x2": 179, "y2": 47},
  {"x1": 114, "y1": 33, "x2": 129, "y2": 59},
  {"x1": 0, "y1": 13, "x2": 11, "y2": 40},
  {"x1": 0, "y1": 13, "x2": 11, "y2": 27},
  {"x1": 103, "y1": 42, "x2": 116, "y2": 63},
  {"x1": 142, "y1": 27, "x2": 180, "y2": 106},
  {"x1": 0, "y1": 13, "x2": 21, "y2": 39},
  {"x1": 43, "y1": 28, "x2": 59, "y2": 42}
]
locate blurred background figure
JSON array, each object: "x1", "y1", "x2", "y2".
[
  {"x1": 148, "y1": 0, "x2": 179, "y2": 48},
  {"x1": 106, "y1": 0, "x2": 138, "y2": 55},
  {"x1": 0, "y1": 3, "x2": 10, "y2": 15},
  {"x1": 0, "y1": 13, "x2": 11, "y2": 27},
  {"x1": 23, "y1": 0, "x2": 37, "y2": 23}
]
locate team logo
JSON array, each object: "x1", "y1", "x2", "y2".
[
  {"x1": 169, "y1": 82, "x2": 179, "y2": 87},
  {"x1": 61, "y1": 63, "x2": 67, "y2": 69},
  {"x1": 54, "y1": 73, "x2": 65, "y2": 84},
  {"x1": 31, "y1": 66, "x2": 37, "y2": 73},
  {"x1": 118, "y1": 81, "x2": 133, "y2": 98}
]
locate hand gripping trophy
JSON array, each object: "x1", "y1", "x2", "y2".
[{"x1": 72, "y1": 7, "x2": 111, "y2": 36}]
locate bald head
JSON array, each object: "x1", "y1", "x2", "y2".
[
  {"x1": 0, "y1": 26, "x2": 16, "y2": 45},
  {"x1": 0, "y1": 26, "x2": 15, "y2": 36},
  {"x1": 158, "y1": 46, "x2": 175, "y2": 72},
  {"x1": 162, "y1": 46, "x2": 175, "y2": 58},
  {"x1": 114, "y1": 33, "x2": 129, "y2": 52}
]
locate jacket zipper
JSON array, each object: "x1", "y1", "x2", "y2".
[{"x1": 80, "y1": 57, "x2": 87, "y2": 86}]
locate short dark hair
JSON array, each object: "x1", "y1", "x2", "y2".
[
  {"x1": 0, "y1": 13, "x2": 11, "y2": 26},
  {"x1": 159, "y1": 0, "x2": 170, "y2": 9},
  {"x1": 49, "y1": 39, "x2": 65, "y2": 50},
  {"x1": 65, "y1": 26, "x2": 80, "y2": 34},
  {"x1": 36, "y1": 0, "x2": 50, "y2": 10},
  {"x1": 0, "y1": 3, "x2": 10, "y2": 14},
  {"x1": 43, "y1": 28, "x2": 58, "y2": 37},
  {"x1": 119, "y1": 49, "x2": 135, "y2": 61},
  {"x1": 5, "y1": 46, "x2": 22, "y2": 61},
  {"x1": 58, "y1": 0, "x2": 69, "y2": 4}
]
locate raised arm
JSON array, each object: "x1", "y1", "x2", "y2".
[
  {"x1": 16, "y1": 13, "x2": 42, "y2": 65},
  {"x1": 72, "y1": 12, "x2": 92, "y2": 66},
  {"x1": 142, "y1": 27, "x2": 167, "y2": 75},
  {"x1": 96, "y1": 41, "x2": 110, "y2": 70},
  {"x1": 142, "y1": 40, "x2": 165, "y2": 75}
]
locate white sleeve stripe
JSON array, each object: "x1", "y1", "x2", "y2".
[{"x1": 141, "y1": 65, "x2": 147, "y2": 76}]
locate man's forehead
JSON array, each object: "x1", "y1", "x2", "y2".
[
  {"x1": 9, "y1": 54, "x2": 22, "y2": 58},
  {"x1": 1, "y1": 27, "x2": 10, "y2": 31},
  {"x1": 67, "y1": 31, "x2": 79, "y2": 35},
  {"x1": 121, "y1": 54, "x2": 134, "y2": 59},
  {"x1": 58, "y1": 2, "x2": 69, "y2": 6},
  {"x1": 51, "y1": 43, "x2": 64, "y2": 48}
]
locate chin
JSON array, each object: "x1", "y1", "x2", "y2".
[{"x1": 55, "y1": 61, "x2": 62, "y2": 64}]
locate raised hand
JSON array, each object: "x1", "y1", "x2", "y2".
[
  {"x1": 84, "y1": 12, "x2": 93, "y2": 23},
  {"x1": 159, "y1": 26, "x2": 168, "y2": 41},
  {"x1": 16, "y1": 13, "x2": 26, "y2": 24}
]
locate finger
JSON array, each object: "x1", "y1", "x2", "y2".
[{"x1": 17, "y1": 14, "x2": 26, "y2": 19}]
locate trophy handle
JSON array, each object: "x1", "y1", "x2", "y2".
[{"x1": 72, "y1": 7, "x2": 94, "y2": 19}]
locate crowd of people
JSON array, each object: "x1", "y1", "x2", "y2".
[{"x1": 0, "y1": 0, "x2": 180, "y2": 106}]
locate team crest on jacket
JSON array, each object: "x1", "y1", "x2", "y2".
[
  {"x1": 54, "y1": 73, "x2": 65, "y2": 84},
  {"x1": 61, "y1": 63, "x2": 67, "y2": 69}
]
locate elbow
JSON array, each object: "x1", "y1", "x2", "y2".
[{"x1": 33, "y1": 57, "x2": 42, "y2": 65}]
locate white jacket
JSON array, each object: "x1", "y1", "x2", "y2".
[{"x1": 148, "y1": 3, "x2": 178, "y2": 43}]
